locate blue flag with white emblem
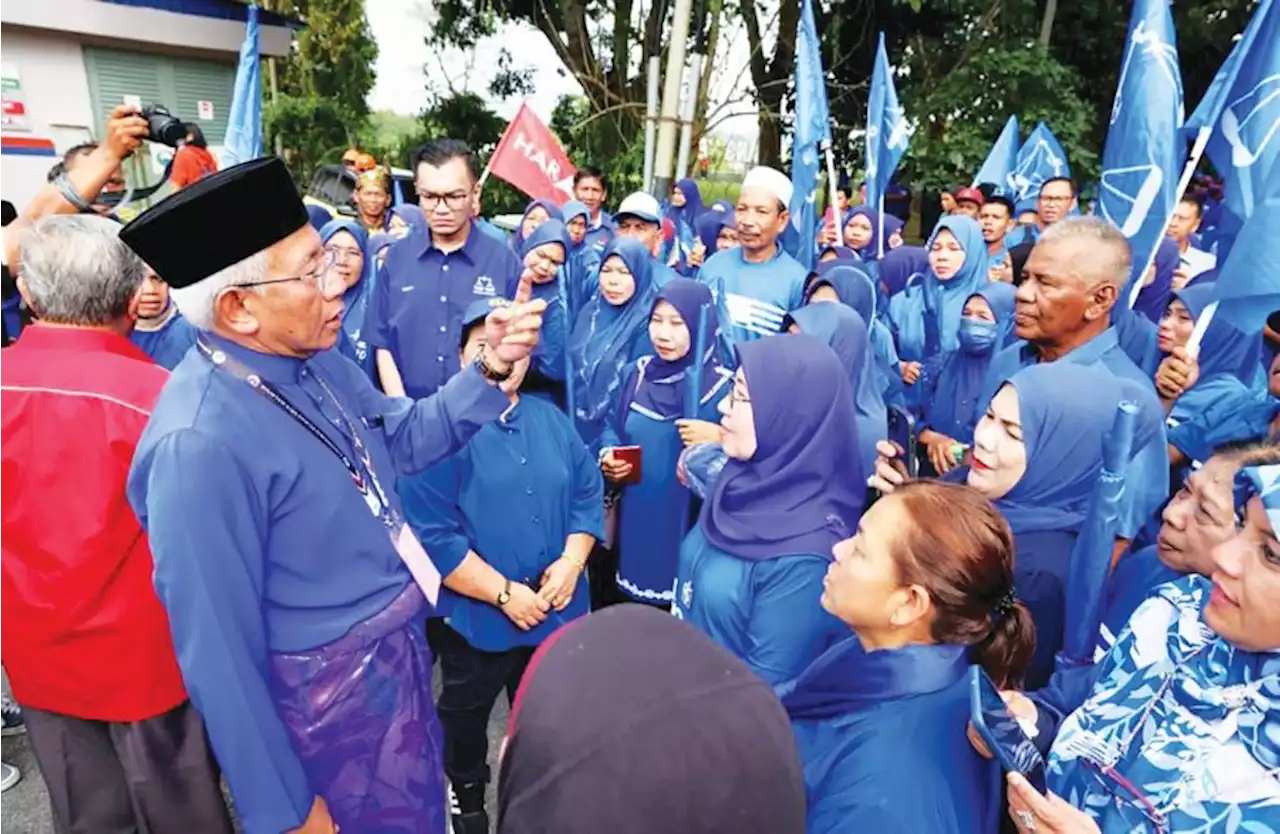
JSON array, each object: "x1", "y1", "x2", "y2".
[
  {"x1": 973, "y1": 116, "x2": 1020, "y2": 193},
  {"x1": 1210, "y1": 155, "x2": 1280, "y2": 333},
  {"x1": 865, "y1": 32, "x2": 912, "y2": 255},
  {"x1": 1185, "y1": 0, "x2": 1278, "y2": 262},
  {"x1": 1099, "y1": 0, "x2": 1184, "y2": 284},
  {"x1": 221, "y1": 4, "x2": 262, "y2": 167},
  {"x1": 1009, "y1": 122, "x2": 1070, "y2": 202},
  {"x1": 785, "y1": 0, "x2": 831, "y2": 271}
]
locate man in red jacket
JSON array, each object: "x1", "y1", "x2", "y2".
[{"x1": 1, "y1": 213, "x2": 231, "y2": 833}]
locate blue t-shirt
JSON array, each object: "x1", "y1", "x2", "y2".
[{"x1": 697, "y1": 245, "x2": 808, "y2": 347}]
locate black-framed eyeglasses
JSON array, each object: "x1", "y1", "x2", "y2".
[
  {"x1": 415, "y1": 189, "x2": 473, "y2": 211},
  {"x1": 729, "y1": 387, "x2": 751, "y2": 407},
  {"x1": 239, "y1": 251, "x2": 337, "y2": 292}
]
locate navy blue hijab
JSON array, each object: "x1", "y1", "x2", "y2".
[
  {"x1": 702, "y1": 334, "x2": 865, "y2": 561},
  {"x1": 631, "y1": 278, "x2": 721, "y2": 419},
  {"x1": 694, "y1": 209, "x2": 735, "y2": 254},
  {"x1": 1174, "y1": 283, "x2": 1264, "y2": 385},
  {"x1": 1131, "y1": 236, "x2": 1179, "y2": 324},
  {"x1": 877, "y1": 245, "x2": 929, "y2": 297},
  {"x1": 989, "y1": 363, "x2": 1162, "y2": 534},
  {"x1": 786, "y1": 303, "x2": 886, "y2": 478},
  {"x1": 668, "y1": 179, "x2": 705, "y2": 229}
]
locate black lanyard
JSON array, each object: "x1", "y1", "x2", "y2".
[{"x1": 196, "y1": 338, "x2": 393, "y2": 523}]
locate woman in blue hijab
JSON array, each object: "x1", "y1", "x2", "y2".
[
  {"x1": 515, "y1": 219, "x2": 574, "y2": 409},
  {"x1": 568, "y1": 237, "x2": 659, "y2": 453},
  {"x1": 804, "y1": 263, "x2": 904, "y2": 405},
  {"x1": 1131, "y1": 236, "x2": 1179, "y2": 324},
  {"x1": 785, "y1": 304, "x2": 887, "y2": 479},
  {"x1": 673, "y1": 334, "x2": 863, "y2": 685},
  {"x1": 559, "y1": 199, "x2": 600, "y2": 319},
  {"x1": 916, "y1": 283, "x2": 1017, "y2": 470},
  {"x1": 878, "y1": 245, "x2": 929, "y2": 298},
  {"x1": 512, "y1": 198, "x2": 564, "y2": 254},
  {"x1": 817, "y1": 245, "x2": 858, "y2": 263},
  {"x1": 319, "y1": 218, "x2": 378, "y2": 380},
  {"x1": 601, "y1": 278, "x2": 731, "y2": 607},
  {"x1": 971, "y1": 363, "x2": 1161, "y2": 688},
  {"x1": 1161, "y1": 283, "x2": 1275, "y2": 472},
  {"x1": 888, "y1": 215, "x2": 989, "y2": 407},
  {"x1": 685, "y1": 209, "x2": 737, "y2": 277}
]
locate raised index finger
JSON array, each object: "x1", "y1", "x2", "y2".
[{"x1": 513, "y1": 270, "x2": 534, "y2": 305}]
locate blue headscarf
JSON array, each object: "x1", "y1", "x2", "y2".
[
  {"x1": 805, "y1": 263, "x2": 877, "y2": 318},
  {"x1": 694, "y1": 209, "x2": 735, "y2": 255},
  {"x1": 891, "y1": 215, "x2": 989, "y2": 361},
  {"x1": 991, "y1": 363, "x2": 1161, "y2": 534},
  {"x1": 631, "y1": 278, "x2": 721, "y2": 419},
  {"x1": 307, "y1": 204, "x2": 333, "y2": 231},
  {"x1": 569, "y1": 238, "x2": 659, "y2": 425},
  {"x1": 877, "y1": 245, "x2": 929, "y2": 296},
  {"x1": 512, "y1": 199, "x2": 565, "y2": 253},
  {"x1": 926, "y1": 283, "x2": 1016, "y2": 443},
  {"x1": 843, "y1": 207, "x2": 880, "y2": 259},
  {"x1": 561, "y1": 199, "x2": 590, "y2": 229},
  {"x1": 1174, "y1": 283, "x2": 1263, "y2": 385},
  {"x1": 701, "y1": 334, "x2": 865, "y2": 561},
  {"x1": 786, "y1": 304, "x2": 886, "y2": 478},
  {"x1": 520, "y1": 218, "x2": 571, "y2": 260},
  {"x1": 817, "y1": 245, "x2": 859, "y2": 263},
  {"x1": 668, "y1": 179, "x2": 705, "y2": 228},
  {"x1": 319, "y1": 218, "x2": 375, "y2": 339},
  {"x1": 1132, "y1": 236, "x2": 1179, "y2": 324}
]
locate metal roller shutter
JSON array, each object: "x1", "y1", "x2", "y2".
[{"x1": 84, "y1": 46, "x2": 235, "y2": 144}]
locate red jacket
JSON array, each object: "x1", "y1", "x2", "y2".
[{"x1": 2, "y1": 326, "x2": 187, "y2": 720}]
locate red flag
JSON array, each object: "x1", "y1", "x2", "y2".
[{"x1": 487, "y1": 103, "x2": 577, "y2": 206}]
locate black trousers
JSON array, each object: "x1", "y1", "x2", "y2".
[
  {"x1": 434, "y1": 623, "x2": 534, "y2": 787},
  {"x1": 23, "y1": 700, "x2": 233, "y2": 834}
]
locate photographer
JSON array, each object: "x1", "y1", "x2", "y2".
[
  {"x1": 2, "y1": 105, "x2": 150, "y2": 273},
  {"x1": 168, "y1": 122, "x2": 218, "y2": 191}
]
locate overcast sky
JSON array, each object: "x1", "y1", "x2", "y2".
[{"x1": 366, "y1": 0, "x2": 768, "y2": 144}]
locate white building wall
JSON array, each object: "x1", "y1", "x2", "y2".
[{"x1": 1, "y1": 30, "x2": 97, "y2": 208}]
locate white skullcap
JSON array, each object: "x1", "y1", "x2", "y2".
[{"x1": 740, "y1": 166, "x2": 794, "y2": 208}]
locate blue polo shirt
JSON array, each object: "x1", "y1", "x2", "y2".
[
  {"x1": 583, "y1": 210, "x2": 614, "y2": 252},
  {"x1": 365, "y1": 220, "x2": 521, "y2": 398}
]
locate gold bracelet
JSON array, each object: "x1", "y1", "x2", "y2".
[{"x1": 564, "y1": 553, "x2": 588, "y2": 571}]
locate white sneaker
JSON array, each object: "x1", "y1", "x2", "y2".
[{"x1": 1, "y1": 762, "x2": 20, "y2": 792}]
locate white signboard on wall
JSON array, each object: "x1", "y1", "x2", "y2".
[
  {"x1": 1, "y1": 64, "x2": 31, "y2": 131},
  {"x1": 197, "y1": 100, "x2": 214, "y2": 121}
]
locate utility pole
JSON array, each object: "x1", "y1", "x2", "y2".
[{"x1": 651, "y1": 0, "x2": 695, "y2": 199}]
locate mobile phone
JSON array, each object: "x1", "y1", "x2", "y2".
[
  {"x1": 886, "y1": 405, "x2": 919, "y2": 478},
  {"x1": 612, "y1": 445, "x2": 643, "y2": 485},
  {"x1": 968, "y1": 667, "x2": 1047, "y2": 794}
]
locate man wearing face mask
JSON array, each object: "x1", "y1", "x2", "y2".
[{"x1": 979, "y1": 216, "x2": 1167, "y2": 544}]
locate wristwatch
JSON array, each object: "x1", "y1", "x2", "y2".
[
  {"x1": 496, "y1": 578, "x2": 512, "y2": 607},
  {"x1": 474, "y1": 349, "x2": 513, "y2": 383}
]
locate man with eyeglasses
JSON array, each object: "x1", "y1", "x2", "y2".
[
  {"x1": 120, "y1": 156, "x2": 547, "y2": 834},
  {"x1": 1006, "y1": 177, "x2": 1077, "y2": 249},
  {"x1": 367, "y1": 139, "x2": 524, "y2": 399}
]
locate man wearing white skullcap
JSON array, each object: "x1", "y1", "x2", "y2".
[{"x1": 697, "y1": 166, "x2": 807, "y2": 346}]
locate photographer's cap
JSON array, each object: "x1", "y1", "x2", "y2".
[
  {"x1": 120, "y1": 156, "x2": 309, "y2": 289},
  {"x1": 614, "y1": 192, "x2": 662, "y2": 225}
]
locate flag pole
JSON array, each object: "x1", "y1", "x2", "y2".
[
  {"x1": 876, "y1": 191, "x2": 886, "y2": 259},
  {"x1": 1127, "y1": 126, "x2": 1212, "y2": 309},
  {"x1": 823, "y1": 135, "x2": 841, "y2": 246}
]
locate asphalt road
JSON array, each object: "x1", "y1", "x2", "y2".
[{"x1": 1, "y1": 684, "x2": 510, "y2": 834}]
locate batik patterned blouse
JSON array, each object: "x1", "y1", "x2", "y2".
[{"x1": 1048, "y1": 576, "x2": 1279, "y2": 833}]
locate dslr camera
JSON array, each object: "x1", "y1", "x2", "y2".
[{"x1": 140, "y1": 104, "x2": 188, "y2": 148}]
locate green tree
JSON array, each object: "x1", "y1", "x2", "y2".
[{"x1": 261, "y1": 0, "x2": 378, "y2": 184}]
